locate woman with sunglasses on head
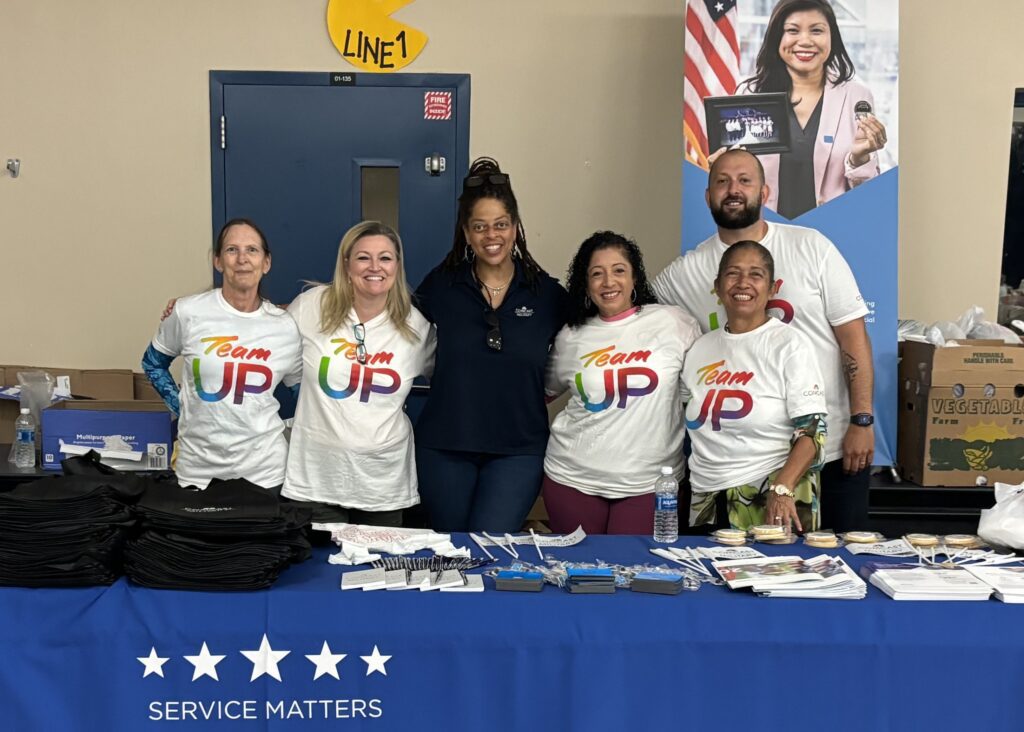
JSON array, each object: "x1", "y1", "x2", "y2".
[
  {"x1": 142, "y1": 218, "x2": 302, "y2": 491},
  {"x1": 281, "y1": 221, "x2": 435, "y2": 527},
  {"x1": 414, "y1": 158, "x2": 569, "y2": 533},
  {"x1": 542, "y1": 232, "x2": 701, "y2": 535}
]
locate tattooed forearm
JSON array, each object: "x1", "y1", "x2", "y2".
[{"x1": 842, "y1": 350, "x2": 858, "y2": 383}]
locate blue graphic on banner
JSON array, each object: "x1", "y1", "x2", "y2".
[{"x1": 682, "y1": 162, "x2": 897, "y2": 466}]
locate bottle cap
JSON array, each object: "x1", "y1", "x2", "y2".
[
  {"x1": 19, "y1": 408, "x2": 30, "y2": 415},
  {"x1": 660, "y1": 466, "x2": 672, "y2": 475}
]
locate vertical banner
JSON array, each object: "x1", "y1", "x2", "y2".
[{"x1": 682, "y1": 0, "x2": 899, "y2": 465}]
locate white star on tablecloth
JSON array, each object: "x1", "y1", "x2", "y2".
[
  {"x1": 240, "y1": 634, "x2": 290, "y2": 682},
  {"x1": 360, "y1": 645, "x2": 391, "y2": 676},
  {"x1": 305, "y1": 641, "x2": 347, "y2": 680},
  {"x1": 715, "y1": 2, "x2": 725, "y2": 11},
  {"x1": 137, "y1": 647, "x2": 169, "y2": 678},
  {"x1": 184, "y1": 642, "x2": 226, "y2": 682}
]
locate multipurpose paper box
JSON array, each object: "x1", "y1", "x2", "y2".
[
  {"x1": 898, "y1": 340, "x2": 1024, "y2": 486},
  {"x1": 0, "y1": 365, "x2": 134, "y2": 442},
  {"x1": 41, "y1": 400, "x2": 173, "y2": 472}
]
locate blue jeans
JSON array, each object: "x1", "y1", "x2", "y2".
[{"x1": 415, "y1": 447, "x2": 544, "y2": 533}]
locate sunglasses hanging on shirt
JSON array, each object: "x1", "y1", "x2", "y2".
[
  {"x1": 484, "y1": 308, "x2": 502, "y2": 352},
  {"x1": 353, "y1": 323, "x2": 368, "y2": 364}
]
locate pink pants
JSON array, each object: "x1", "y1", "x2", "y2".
[{"x1": 541, "y1": 474, "x2": 655, "y2": 535}]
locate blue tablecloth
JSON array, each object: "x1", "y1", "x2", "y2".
[{"x1": 1, "y1": 535, "x2": 1022, "y2": 730}]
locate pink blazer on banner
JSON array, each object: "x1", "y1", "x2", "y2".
[{"x1": 737, "y1": 78, "x2": 881, "y2": 213}]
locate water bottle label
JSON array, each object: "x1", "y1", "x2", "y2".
[
  {"x1": 656, "y1": 495, "x2": 678, "y2": 511},
  {"x1": 16, "y1": 428, "x2": 35, "y2": 442}
]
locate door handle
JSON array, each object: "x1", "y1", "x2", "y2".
[{"x1": 424, "y1": 154, "x2": 445, "y2": 176}]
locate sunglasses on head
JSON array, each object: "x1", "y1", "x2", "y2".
[
  {"x1": 353, "y1": 322, "x2": 367, "y2": 364},
  {"x1": 483, "y1": 308, "x2": 502, "y2": 352},
  {"x1": 463, "y1": 173, "x2": 510, "y2": 190}
]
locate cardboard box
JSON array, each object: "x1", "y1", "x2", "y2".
[
  {"x1": 133, "y1": 372, "x2": 161, "y2": 401},
  {"x1": 40, "y1": 400, "x2": 173, "y2": 472},
  {"x1": 0, "y1": 365, "x2": 136, "y2": 442},
  {"x1": 898, "y1": 340, "x2": 1024, "y2": 486}
]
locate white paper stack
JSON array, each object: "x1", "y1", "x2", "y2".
[
  {"x1": 963, "y1": 566, "x2": 1024, "y2": 603},
  {"x1": 712, "y1": 555, "x2": 866, "y2": 599},
  {"x1": 861, "y1": 564, "x2": 993, "y2": 601}
]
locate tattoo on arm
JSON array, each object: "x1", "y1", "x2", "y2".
[{"x1": 842, "y1": 350, "x2": 859, "y2": 383}]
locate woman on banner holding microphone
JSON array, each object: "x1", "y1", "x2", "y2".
[{"x1": 729, "y1": 0, "x2": 888, "y2": 218}]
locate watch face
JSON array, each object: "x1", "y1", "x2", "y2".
[{"x1": 851, "y1": 414, "x2": 874, "y2": 426}]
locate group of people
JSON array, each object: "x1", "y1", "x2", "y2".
[
  {"x1": 721, "y1": 113, "x2": 776, "y2": 147},
  {"x1": 143, "y1": 146, "x2": 875, "y2": 538}
]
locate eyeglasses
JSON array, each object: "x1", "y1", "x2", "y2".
[
  {"x1": 484, "y1": 308, "x2": 502, "y2": 352},
  {"x1": 353, "y1": 323, "x2": 367, "y2": 364},
  {"x1": 463, "y1": 173, "x2": 510, "y2": 190}
]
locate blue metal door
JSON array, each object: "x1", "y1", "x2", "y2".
[{"x1": 209, "y1": 71, "x2": 470, "y2": 303}]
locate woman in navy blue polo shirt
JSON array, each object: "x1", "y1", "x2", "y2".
[{"x1": 414, "y1": 158, "x2": 569, "y2": 532}]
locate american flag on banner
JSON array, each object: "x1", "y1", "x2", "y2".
[{"x1": 684, "y1": 0, "x2": 740, "y2": 169}]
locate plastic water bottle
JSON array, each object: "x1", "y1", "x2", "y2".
[
  {"x1": 653, "y1": 466, "x2": 678, "y2": 543},
  {"x1": 13, "y1": 408, "x2": 36, "y2": 468}
]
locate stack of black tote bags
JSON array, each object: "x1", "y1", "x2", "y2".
[
  {"x1": 124, "y1": 478, "x2": 312, "y2": 590},
  {"x1": 0, "y1": 466, "x2": 143, "y2": 586},
  {"x1": 0, "y1": 453, "x2": 311, "y2": 590}
]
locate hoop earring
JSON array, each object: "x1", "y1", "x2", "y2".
[
  {"x1": 463, "y1": 246, "x2": 475, "y2": 262},
  {"x1": 513, "y1": 243, "x2": 522, "y2": 259},
  {"x1": 584, "y1": 295, "x2": 592, "y2": 309},
  {"x1": 631, "y1": 289, "x2": 637, "y2": 303}
]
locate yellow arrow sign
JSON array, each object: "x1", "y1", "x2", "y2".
[{"x1": 327, "y1": 0, "x2": 428, "y2": 72}]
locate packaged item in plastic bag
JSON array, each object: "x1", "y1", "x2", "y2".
[
  {"x1": 897, "y1": 319, "x2": 929, "y2": 342},
  {"x1": 923, "y1": 321, "x2": 965, "y2": 346},
  {"x1": 16, "y1": 371, "x2": 55, "y2": 425},
  {"x1": 978, "y1": 482, "x2": 1024, "y2": 551},
  {"x1": 957, "y1": 305, "x2": 1022, "y2": 344}
]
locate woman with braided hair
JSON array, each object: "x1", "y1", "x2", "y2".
[{"x1": 414, "y1": 157, "x2": 569, "y2": 532}]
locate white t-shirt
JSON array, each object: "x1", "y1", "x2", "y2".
[
  {"x1": 151, "y1": 289, "x2": 302, "y2": 489},
  {"x1": 544, "y1": 304, "x2": 702, "y2": 498},
  {"x1": 283, "y1": 286, "x2": 435, "y2": 511},
  {"x1": 681, "y1": 318, "x2": 827, "y2": 493},
  {"x1": 653, "y1": 222, "x2": 867, "y2": 462}
]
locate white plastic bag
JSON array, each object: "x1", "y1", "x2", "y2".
[
  {"x1": 978, "y1": 482, "x2": 1024, "y2": 551},
  {"x1": 956, "y1": 305, "x2": 1022, "y2": 344}
]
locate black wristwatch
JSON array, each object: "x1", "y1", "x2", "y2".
[{"x1": 850, "y1": 413, "x2": 874, "y2": 427}]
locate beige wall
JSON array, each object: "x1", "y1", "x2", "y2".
[{"x1": 0, "y1": 0, "x2": 1010, "y2": 369}]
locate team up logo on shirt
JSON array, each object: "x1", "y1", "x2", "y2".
[
  {"x1": 574, "y1": 345, "x2": 658, "y2": 412},
  {"x1": 706, "y1": 279, "x2": 794, "y2": 330},
  {"x1": 193, "y1": 336, "x2": 274, "y2": 404},
  {"x1": 318, "y1": 338, "x2": 400, "y2": 403},
  {"x1": 686, "y1": 360, "x2": 755, "y2": 431}
]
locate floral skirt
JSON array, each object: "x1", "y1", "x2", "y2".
[{"x1": 689, "y1": 469, "x2": 820, "y2": 532}]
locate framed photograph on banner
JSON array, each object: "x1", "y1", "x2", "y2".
[{"x1": 703, "y1": 93, "x2": 791, "y2": 155}]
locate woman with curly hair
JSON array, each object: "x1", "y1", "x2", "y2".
[
  {"x1": 414, "y1": 158, "x2": 569, "y2": 533},
  {"x1": 541, "y1": 231, "x2": 701, "y2": 534}
]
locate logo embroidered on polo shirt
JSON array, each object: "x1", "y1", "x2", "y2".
[{"x1": 514, "y1": 307, "x2": 534, "y2": 317}]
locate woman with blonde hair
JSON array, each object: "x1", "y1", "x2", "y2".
[{"x1": 282, "y1": 221, "x2": 435, "y2": 526}]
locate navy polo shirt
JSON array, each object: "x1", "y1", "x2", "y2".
[{"x1": 414, "y1": 259, "x2": 569, "y2": 455}]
